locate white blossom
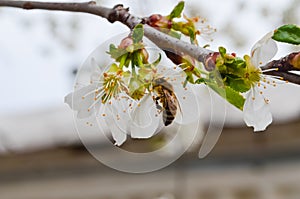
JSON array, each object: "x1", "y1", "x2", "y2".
[
  {"x1": 65, "y1": 58, "x2": 134, "y2": 146},
  {"x1": 243, "y1": 32, "x2": 278, "y2": 131},
  {"x1": 130, "y1": 65, "x2": 200, "y2": 138}
]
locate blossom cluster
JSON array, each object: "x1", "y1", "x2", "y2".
[
  {"x1": 65, "y1": 25, "x2": 199, "y2": 146},
  {"x1": 65, "y1": 1, "x2": 300, "y2": 147}
]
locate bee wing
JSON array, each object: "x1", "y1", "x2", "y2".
[{"x1": 163, "y1": 89, "x2": 179, "y2": 117}]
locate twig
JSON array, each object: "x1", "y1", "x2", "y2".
[
  {"x1": 0, "y1": 1, "x2": 112, "y2": 18},
  {"x1": 262, "y1": 52, "x2": 300, "y2": 84},
  {"x1": 0, "y1": 1, "x2": 211, "y2": 62},
  {"x1": 264, "y1": 71, "x2": 300, "y2": 84},
  {"x1": 0, "y1": 0, "x2": 299, "y2": 85}
]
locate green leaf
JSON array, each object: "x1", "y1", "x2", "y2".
[
  {"x1": 272, "y1": 24, "x2": 300, "y2": 45},
  {"x1": 107, "y1": 44, "x2": 127, "y2": 60},
  {"x1": 188, "y1": 27, "x2": 196, "y2": 44},
  {"x1": 218, "y1": 46, "x2": 226, "y2": 57},
  {"x1": 225, "y1": 75, "x2": 251, "y2": 93},
  {"x1": 132, "y1": 24, "x2": 144, "y2": 44},
  {"x1": 234, "y1": 58, "x2": 246, "y2": 68},
  {"x1": 206, "y1": 81, "x2": 245, "y2": 110},
  {"x1": 169, "y1": 1, "x2": 185, "y2": 19},
  {"x1": 195, "y1": 78, "x2": 206, "y2": 84},
  {"x1": 224, "y1": 86, "x2": 245, "y2": 110}
]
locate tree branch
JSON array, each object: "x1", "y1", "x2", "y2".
[
  {"x1": 264, "y1": 71, "x2": 300, "y2": 84},
  {"x1": 262, "y1": 52, "x2": 300, "y2": 84},
  {"x1": 261, "y1": 52, "x2": 300, "y2": 72},
  {"x1": 0, "y1": 0, "x2": 299, "y2": 85},
  {"x1": 0, "y1": 1, "x2": 112, "y2": 18},
  {"x1": 0, "y1": 1, "x2": 211, "y2": 61}
]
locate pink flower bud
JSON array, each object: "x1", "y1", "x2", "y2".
[{"x1": 119, "y1": 37, "x2": 133, "y2": 49}]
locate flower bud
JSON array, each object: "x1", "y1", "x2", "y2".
[
  {"x1": 119, "y1": 37, "x2": 133, "y2": 49},
  {"x1": 141, "y1": 48, "x2": 149, "y2": 63},
  {"x1": 149, "y1": 14, "x2": 163, "y2": 25},
  {"x1": 148, "y1": 14, "x2": 170, "y2": 28},
  {"x1": 291, "y1": 52, "x2": 300, "y2": 70},
  {"x1": 205, "y1": 52, "x2": 219, "y2": 71}
]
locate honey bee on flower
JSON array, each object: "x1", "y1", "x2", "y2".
[
  {"x1": 130, "y1": 64, "x2": 200, "y2": 139},
  {"x1": 65, "y1": 24, "x2": 200, "y2": 146}
]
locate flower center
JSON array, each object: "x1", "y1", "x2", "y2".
[{"x1": 101, "y1": 73, "x2": 126, "y2": 103}]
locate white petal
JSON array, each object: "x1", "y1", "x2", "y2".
[
  {"x1": 155, "y1": 66, "x2": 201, "y2": 124},
  {"x1": 157, "y1": 65, "x2": 186, "y2": 86},
  {"x1": 90, "y1": 57, "x2": 105, "y2": 82},
  {"x1": 64, "y1": 84, "x2": 99, "y2": 118},
  {"x1": 251, "y1": 32, "x2": 278, "y2": 67},
  {"x1": 104, "y1": 111, "x2": 127, "y2": 146},
  {"x1": 130, "y1": 94, "x2": 161, "y2": 138},
  {"x1": 105, "y1": 93, "x2": 133, "y2": 134},
  {"x1": 243, "y1": 87, "x2": 272, "y2": 131},
  {"x1": 173, "y1": 84, "x2": 200, "y2": 124}
]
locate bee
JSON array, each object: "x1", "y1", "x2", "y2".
[{"x1": 153, "y1": 78, "x2": 180, "y2": 126}]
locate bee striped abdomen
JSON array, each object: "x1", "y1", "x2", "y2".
[
  {"x1": 163, "y1": 106, "x2": 176, "y2": 126},
  {"x1": 153, "y1": 78, "x2": 179, "y2": 126}
]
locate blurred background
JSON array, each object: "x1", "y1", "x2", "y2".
[{"x1": 0, "y1": 0, "x2": 300, "y2": 198}]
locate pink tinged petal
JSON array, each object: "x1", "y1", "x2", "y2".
[
  {"x1": 251, "y1": 32, "x2": 278, "y2": 67},
  {"x1": 243, "y1": 87, "x2": 272, "y2": 131},
  {"x1": 173, "y1": 84, "x2": 200, "y2": 124},
  {"x1": 64, "y1": 84, "x2": 99, "y2": 119},
  {"x1": 130, "y1": 94, "x2": 161, "y2": 139}
]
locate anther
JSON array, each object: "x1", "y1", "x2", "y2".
[{"x1": 264, "y1": 99, "x2": 270, "y2": 104}]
